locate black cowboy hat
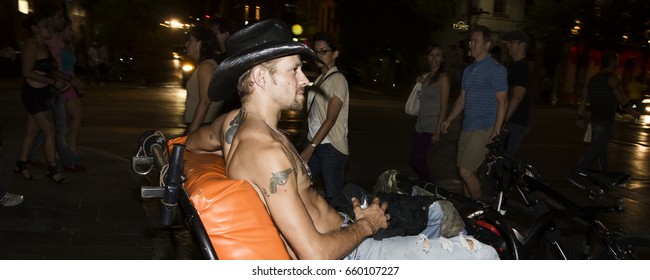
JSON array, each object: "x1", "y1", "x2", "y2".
[{"x1": 208, "y1": 18, "x2": 323, "y2": 102}]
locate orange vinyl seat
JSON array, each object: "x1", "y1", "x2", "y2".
[{"x1": 168, "y1": 137, "x2": 291, "y2": 259}]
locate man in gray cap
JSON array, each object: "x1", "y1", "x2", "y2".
[
  {"x1": 186, "y1": 19, "x2": 497, "y2": 260},
  {"x1": 503, "y1": 30, "x2": 533, "y2": 156}
]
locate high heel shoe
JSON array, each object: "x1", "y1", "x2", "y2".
[
  {"x1": 14, "y1": 161, "x2": 34, "y2": 180},
  {"x1": 46, "y1": 166, "x2": 69, "y2": 184}
]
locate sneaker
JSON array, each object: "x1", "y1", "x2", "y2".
[{"x1": 1, "y1": 193, "x2": 24, "y2": 207}]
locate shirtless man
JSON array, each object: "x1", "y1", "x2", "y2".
[{"x1": 186, "y1": 19, "x2": 498, "y2": 260}]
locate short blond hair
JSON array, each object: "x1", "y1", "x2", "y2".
[{"x1": 236, "y1": 59, "x2": 278, "y2": 102}]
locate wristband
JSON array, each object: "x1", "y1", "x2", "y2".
[{"x1": 310, "y1": 142, "x2": 317, "y2": 148}]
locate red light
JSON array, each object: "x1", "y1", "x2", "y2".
[{"x1": 205, "y1": 15, "x2": 211, "y2": 19}]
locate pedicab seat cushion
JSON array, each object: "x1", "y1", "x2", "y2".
[{"x1": 168, "y1": 137, "x2": 291, "y2": 259}]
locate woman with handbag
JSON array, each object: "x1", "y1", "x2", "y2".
[{"x1": 411, "y1": 43, "x2": 450, "y2": 182}]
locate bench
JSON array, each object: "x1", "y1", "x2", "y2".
[
  {"x1": 167, "y1": 137, "x2": 291, "y2": 260},
  {"x1": 137, "y1": 133, "x2": 291, "y2": 259}
]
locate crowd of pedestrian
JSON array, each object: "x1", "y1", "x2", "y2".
[
  {"x1": 1, "y1": 1, "x2": 97, "y2": 207},
  {"x1": 2, "y1": 6, "x2": 644, "y2": 261}
]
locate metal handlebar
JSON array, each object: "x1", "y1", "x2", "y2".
[{"x1": 160, "y1": 144, "x2": 184, "y2": 226}]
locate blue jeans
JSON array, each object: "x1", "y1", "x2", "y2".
[
  {"x1": 344, "y1": 234, "x2": 499, "y2": 260},
  {"x1": 573, "y1": 122, "x2": 613, "y2": 172},
  {"x1": 308, "y1": 143, "x2": 348, "y2": 202},
  {"x1": 505, "y1": 122, "x2": 531, "y2": 157},
  {"x1": 344, "y1": 202, "x2": 498, "y2": 260},
  {"x1": 28, "y1": 94, "x2": 75, "y2": 166}
]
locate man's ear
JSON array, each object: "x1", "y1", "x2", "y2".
[
  {"x1": 333, "y1": 50, "x2": 340, "y2": 60},
  {"x1": 250, "y1": 65, "x2": 266, "y2": 88}
]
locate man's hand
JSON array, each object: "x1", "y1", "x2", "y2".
[
  {"x1": 440, "y1": 120, "x2": 451, "y2": 134},
  {"x1": 351, "y1": 197, "x2": 388, "y2": 236}
]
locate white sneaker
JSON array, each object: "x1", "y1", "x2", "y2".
[{"x1": 0, "y1": 193, "x2": 24, "y2": 207}]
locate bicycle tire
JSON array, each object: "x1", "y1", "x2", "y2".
[
  {"x1": 597, "y1": 235, "x2": 650, "y2": 260},
  {"x1": 503, "y1": 200, "x2": 578, "y2": 259}
]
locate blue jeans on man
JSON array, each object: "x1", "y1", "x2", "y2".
[
  {"x1": 344, "y1": 201, "x2": 498, "y2": 260},
  {"x1": 308, "y1": 143, "x2": 348, "y2": 202}
]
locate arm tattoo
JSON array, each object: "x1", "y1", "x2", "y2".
[{"x1": 269, "y1": 168, "x2": 294, "y2": 194}]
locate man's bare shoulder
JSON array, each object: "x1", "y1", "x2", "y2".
[{"x1": 227, "y1": 121, "x2": 297, "y2": 187}]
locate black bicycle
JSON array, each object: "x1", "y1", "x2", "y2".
[{"x1": 475, "y1": 130, "x2": 650, "y2": 260}]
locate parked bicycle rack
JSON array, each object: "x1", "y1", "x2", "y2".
[{"x1": 133, "y1": 131, "x2": 218, "y2": 260}]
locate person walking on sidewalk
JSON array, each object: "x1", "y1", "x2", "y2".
[
  {"x1": 15, "y1": 13, "x2": 69, "y2": 184},
  {"x1": 410, "y1": 43, "x2": 450, "y2": 183},
  {"x1": 503, "y1": 30, "x2": 533, "y2": 156},
  {"x1": 27, "y1": 3, "x2": 85, "y2": 172},
  {"x1": 569, "y1": 50, "x2": 640, "y2": 185},
  {"x1": 440, "y1": 25, "x2": 508, "y2": 200}
]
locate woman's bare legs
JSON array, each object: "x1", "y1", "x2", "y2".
[
  {"x1": 18, "y1": 111, "x2": 66, "y2": 182},
  {"x1": 65, "y1": 96, "x2": 83, "y2": 157}
]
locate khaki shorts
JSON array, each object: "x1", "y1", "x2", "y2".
[{"x1": 457, "y1": 128, "x2": 492, "y2": 171}]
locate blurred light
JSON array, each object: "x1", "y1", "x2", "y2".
[
  {"x1": 639, "y1": 115, "x2": 650, "y2": 125},
  {"x1": 291, "y1": 24, "x2": 303, "y2": 36},
  {"x1": 18, "y1": 0, "x2": 29, "y2": 14},
  {"x1": 622, "y1": 35, "x2": 629, "y2": 40},
  {"x1": 182, "y1": 63, "x2": 195, "y2": 72},
  {"x1": 574, "y1": 25, "x2": 581, "y2": 30},
  {"x1": 172, "y1": 52, "x2": 181, "y2": 59}
]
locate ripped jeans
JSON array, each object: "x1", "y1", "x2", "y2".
[{"x1": 343, "y1": 201, "x2": 499, "y2": 260}]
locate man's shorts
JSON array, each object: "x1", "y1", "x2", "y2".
[{"x1": 457, "y1": 128, "x2": 492, "y2": 171}]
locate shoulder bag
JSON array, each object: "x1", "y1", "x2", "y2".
[{"x1": 404, "y1": 73, "x2": 430, "y2": 116}]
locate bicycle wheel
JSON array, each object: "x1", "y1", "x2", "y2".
[{"x1": 597, "y1": 235, "x2": 650, "y2": 260}]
